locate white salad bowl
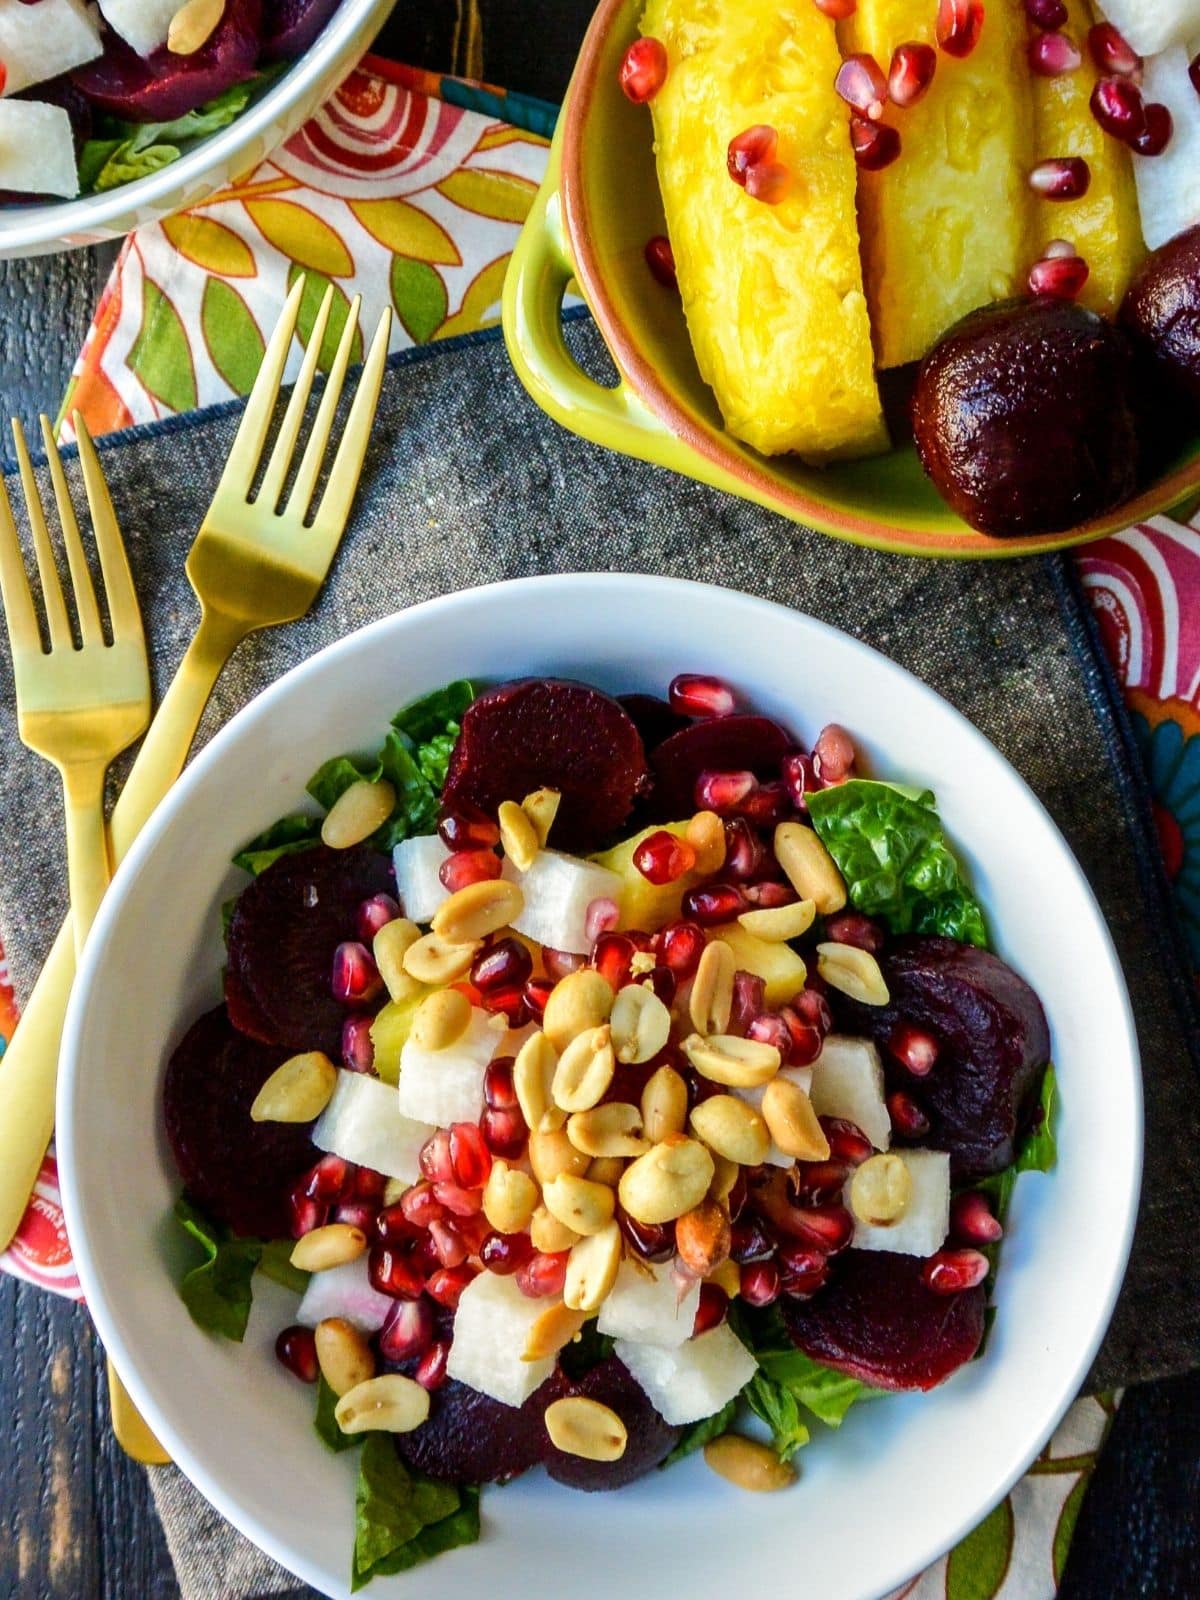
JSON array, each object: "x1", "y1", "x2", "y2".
[
  {"x1": 0, "y1": 0, "x2": 394, "y2": 259},
  {"x1": 58, "y1": 574, "x2": 1141, "y2": 1600}
]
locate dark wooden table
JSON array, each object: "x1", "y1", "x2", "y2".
[{"x1": 1, "y1": 5, "x2": 1197, "y2": 1596}]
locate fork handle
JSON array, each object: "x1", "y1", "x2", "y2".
[
  {"x1": 0, "y1": 609, "x2": 247, "y2": 1253},
  {"x1": 63, "y1": 762, "x2": 111, "y2": 961}
]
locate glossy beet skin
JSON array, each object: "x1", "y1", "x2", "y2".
[
  {"x1": 262, "y1": 0, "x2": 342, "y2": 59},
  {"x1": 780, "y1": 1251, "x2": 985, "y2": 1391},
  {"x1": 911, "y1": 298, "x2": 1141, "y2": 537},
  {"x1": 163, "y1": 1006, "x2": 316, "y2": 1238},
  {"x1": 1120, "y1": 224, "x2": 1200, "y2": 413},
  {"x1": 72, "y1": 0, "x2": 263, "y2": 122},
  {"x1": 647, "y1": 714, "x2": 792, "y2": 819},
  {"x1": 834, "y1": 936, "x2": 1051, "y2": 1181}
]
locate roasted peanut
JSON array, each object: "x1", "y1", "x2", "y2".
[
  {"x1": 683, "y1": 1032, "x2": 781, "y2": 1088},
  {"x1": 689, "y1": 1094, "x2": 770, "y2": 1167},
  {"x1": 774, "y1": 822, "x2": 846, "y2": 915},
  {"x1": 528, "y1": 1126, "x2": 591, "y2": 1187},
  {"x1": 551, "y1": 1024, "x2": 615, "y2": 1112},
  {"x1": 703, "y1": 1434, "x2": 796, "y2": 1491},
  {"x1": 250, "y1": 1051, "x2": 336, "y2": 1122},
  {"x1": 315, "y1": 1318, "x2": 375, "y2": 1397},
  {"x1": 618, "y1": 1135, "x2": 715, "y2": 1225},
  {"x1": 498, "y1": 799, "x2": 540, "y2": 871},
  {"x1": 482, "y1": 1160, "x2": 539, "y2": 1234},
  {"x1": 587, "y1": 1155, "x2": 627, "y2": 1187},
  {"x1": 541, "y1": 1172, "x2": 616, "y2": 1237},
  {"x1": 521, "y1": 786, "x2": 561, "y2": 846},
  {"x1": 289, "y1": 1223, "x2": 367, "y2": 1273},
  {"x1": 761, "y1": 1076, "x2": 830, "y2": 1161},
  {"x1": 542, "y1": 968, "x2": 614, "y2": 1052},
  {"x1": 373, "y1": 917, "x2": 424, "y2": 1000},
  {"x1": 568, "y1": 1102, "x2": 647, "y2": 1158},
  {"x1": 675, "y1": 1197, "x2": 732, "y2": 1278},
  {"x1": 544, "y1": 1396, "x2": 628, "y2": 1461},
  {"x1": 641, "y1": 1064, "x2": 688, "y2": 1143},
  {"x1": 168, "y1": 0, "x2": 225, "y2": 55},
  {"x1": 689, "y1": 938, "x2": 736, "y2": 1035},
  {"x1": 530, "y1": 1204, "x2": 581, "y2": 1254},
  {"x1": 409, "y1": 987, "x2": 472, "y2": 1052},
  {"x1": 334, "y1": 1374, "x2": 429, "y2": 1435},
  {"x1": 522, "y1": 1301, "x2": 589, "y2": 1362},
  {"x1": 849, "y1": 1152, "x2": 913, "y2": 1227},
  {"x1": 563, "y1": 1220, "x2": 622, "y2": 1312},
  {"x1": 816, "y1": 941, "x2": 890, "y2": 1005},
  {"x1": 686, "y1": 809, "x2": 726, "y2": 875},
  {"x1": 610, "y1": 983, "x2": 672, "y2": 1064},
  {"x1": 513, "y1": 1031, "x2": 557, "y2": 1129},
  {"x1": 432, "y1": 878, "x2": 524, "y2": 943},
  {"x1": 737, "y1": 899, "x2": 816, "y2": 943},
  {"x1": 402, "y1": 930, "x2": 480, "y2": 985}
]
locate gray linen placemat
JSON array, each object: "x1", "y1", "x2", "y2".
[{"x1": 1, "y1": 317, "x2": 1197, "y2": 1599}]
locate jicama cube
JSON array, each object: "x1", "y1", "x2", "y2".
[
  {"x1": 396, "y1": 1007, "x2": 504, "y2": 1125},
  {"x1": 591, "y1": 822, "x2": 698, "y2": 933},
  {"x1": 0, "y1": 102, "x2": 80, "y2": 199},
  {"x1": 596, "y1": 1259, "x2": 699, "y2": 1348},
  {"x1": 97, "y1": 0, "x2": 180, "y2": 58},
  {"x1": 1090, "y1": 0, "x2": 1200, "y2": 56},
  {"x1": 446, "y1": 1272, "x2": 557, "y2": 1406},
  {"x1": 848, "y1": 1149, "x2": 950, "y2": 1257},
  {"x1": 615, "y1": 1324, "x2": 758, "y2": 1425},
  {"x1": 736, "y1": 1064, "x2": 813, "y2": 1167},
  {"x1": 0, "y1": 0, "x2": 102, "y2": 95},
  {"x1": 809, "y1": 1035, "x2": 890, "y2": 1151},
  {"x1": 710, "y1": 922, "x2": 807, "y2": 1009},
  {"x1": 642, "y1": 0, "x2": 887, "y2": 459},
  {"x1": 1132, "y1": 47, "x2": 1200, "y2": 249},
  {"x1": 502, "y1": 849, "x2": 622, "y2": 955},
  {"x1": 312, "y1": 1070, "x2": 435, "y2": 1183},
  {"x1": 842, "y1": 0, "x2": 1036, "y2": 368},
  {"x1": 393, "y1": 834, "x2": 452, "y2": 925},
  {"x1": 296, "y1": 1256, "x2": 394, "y2": 1334}
]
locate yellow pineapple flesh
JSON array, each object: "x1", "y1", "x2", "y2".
[
  {"x1": 842, "y1": 1, "x2": 1036, "y2": 369},
  {"x1": 641, "y1": 0, "x2": 888, "y2": 461},
  {"x1": 1027, "y1": 0, "x2": 1144, "y2": 316}
]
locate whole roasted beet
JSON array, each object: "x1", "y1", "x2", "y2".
[
  {"x1": 394, "y1": 1372, "x2": 567, "y2": 1484},
  {"x1": 262, "y1": 0, "x2": 343, "y2": 60},
  {"x1": 833, "y1": 935, "x2": 1050, "y2": 1181},
  {"x1": 1121, "y1": 223, "x2": 1200, "y2": 413},
  {"x1": 780, "y1": 1251, "x2": 985, "y2": 1391},
  {"x1": 72, "y1": 0, "x2": 263, "y2": 122},
  {"x1": 543, "y1": 1357, "x2": 681, "y2": 1490},
  {"x1": 911, "y1": 298, "x2": 1140, "y2": 536}
]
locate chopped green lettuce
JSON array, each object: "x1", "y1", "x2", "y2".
[
  {"x1": 743, "y1": 1369, "x2": 810, "y2": 1461},
  {"x1": 1016, "y1": 1063, "x2": 1057, "y2": 1175},
  {"x1": 315, "y1": 1375, "x2": 362, "y2": 1455},
  {"x1": 173, "y1": 1196, "x2": 307, "y2": 1341},
  {"x1": 733, "y1": 1304, "x2": 883, "y2": 1429},
  {"x1": 662, "y1": 1398, "x2": 737, "y2": 1466},
  {"x1": 232, "y1": 814, "x2": 321, "y2": 876},
  {"x1": 352, "y1": 1435, "x2": 479, "y2": 1590},
  {"x1": 808, "y1": 779, "x2": 988, "y2": 947},
  {"x1": 78, "y1": 81, "x2": 257, "y2": 195}
]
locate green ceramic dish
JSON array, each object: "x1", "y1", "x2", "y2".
[{"x1": 502, "y1": 0, "x2": 1200, "y2": 560}]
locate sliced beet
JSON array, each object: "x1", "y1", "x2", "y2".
[
  {"x1": 394, "y1": 1371, "x2": 567, "y2": 1485},
  {"x1": 226, "y1": 845, "x2": 393, "y2": 1056},
  {"x1": 542, "y1": 1356, "x2": 681, "y2": 1491},
  {"x1": 618, "y1": 693, "x2": 689, "y2": 754},
  {"x1": 442, "y1": 679, "x2": 650, "y2": 852},
  {"x1": 262, "y1": 0, "x2": 342, "y2": 59},
  {"x1": 833, "y1": 936, "x2": 1050, "y2": 1181},
  {"x1": 72, "y1": 0, "x2": 262, "y2": 122},
  {"x1": 223, "y1": 965, "x2": 278, "y2": 1046},
  {"x1": 163, "y1": 1005, "x2": 316, "y2": 1238},
  {"x1": 780, "y1": 1251, "x2": 985, "y2": 1391},
  {"x1": 648, "y1": 714, "x2": 792, "y2": 819}
]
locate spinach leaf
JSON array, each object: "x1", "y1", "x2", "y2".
[
  {"x1": 736, "y1": 1304, "x2": 882, "y2": 1429},
  {"x1": 257, "y1": 1237, "x2": 311, "y2": 1297},
  {"x1": 307, "y1": 756, "x2": 373, "y2": 814},
  {"x1": 233, "y1": 814, "x2": 321, "y2": 876},
  {"x1": 392, "y1": 681, "x2": 474, "y2": 744},
  {"x1": 743, "y1": 1370, "x2": 810, "y2": 1461},
  {"x1": 315, "y1": 1375, "x2": 362, "y2": 1454},
  {"x1": 662, "y1": 1398, "x2": 737, "y2": 1466},
  {"x1": 808, "y1": 779, "x2": 988, "y2": 948},
  {"x1": 174, "y1": 1196, "x2": 262, "y2": 1342},
  {"x1": 352, "y1": 1435, "x2": 478, "y2": 1590},
  {"x1": 1016, "y1": 1063, "x2": 1057, "y2": 1175}
]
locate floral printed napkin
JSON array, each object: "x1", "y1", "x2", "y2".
[{"x1": 1, "y1": 49, "x2": 1188, "y2": 1600}]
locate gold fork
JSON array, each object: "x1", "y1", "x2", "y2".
[{"x1": 0, "y1": 281, "x2": 392, "y2": 1457}]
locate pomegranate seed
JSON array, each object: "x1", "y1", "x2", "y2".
[
  {"x1": 735, "y1": 781, "x2": 792, "y2": 826},
  {"x1": 458, "y1": 1211, "x2": 492, "y2": 1254},
  {"x1": 439, "y1": 848, "x2": 501, "y2": 892},
  {"x1": 640, "y1": 963, "x2": 677, "y2": 1005},
  {"x1": 682, "y1": 882, "x2": 747, "y2": 925},
  {"x1": 591, "y1": 931, "x2": 637, "y2": 990},
  {"x1": 790, "y1": 1203, "x2": 854, "y2": 1255},
  {"x1": 778, "y1": 1007, "x2": 822, "y2": 1066},
  {"x1": 378, "y1": 1296, "x2": 433, "y2": 1363},
  {"x1": 368, "y1": 1243, "x2": 425, "y2": 1299},
  {"x1": 668, "y1": 673, "x2": 736, "y2": 719},
  {"x1": 619, "y1": 36, "x2": 668, "y2": 103},
  {"x1": 426, "y1": 1264, "x2": 477, "y2": 1309},
  {"x1": 333, "y1": 1199, "x2": 378, "y2": 1231},
  {"x1": 747, "y1": 1012, "x2": 792, "y2": 1056},
  {"x1": 634, "y1": 829, "x2": 697, "y2": 886},
  {"x1": 585, "y1": 896, "x2": 620, "y2": 943},
  {"x1": 523, "y1": 977, "x2": 554, "y2": 1018},
  {"x1": 730, "y1": 1216, "x2": 774, "y2": 1263},
  {"x1": 730, "y1": 971, "x2": 766, "y2": 1033},
  {"x1": 483, "y1": 1055, "x2": 518, "y2": 1110},
  {"x1": 432, "y1": 1181, "x2": 483, "y2": 1217},
  {"x1": 950, "y1": 1190, "x2": 1004, "y2": 1246},
  {"x1": 357, "y1": 892, "x2": 400, "y2": 942},
  {"x1": 887, "y1": 1022, "x2": 938, "y2": 1076},
  {"x1": 889, "y1": 1090, "x2": 931, "y2": 1138},
  {"x1": 331, "y1": 941, "x2": 382, "y2": 1005},
  {"x1": 1090, "y1": 76, "x2": 1146, "y2": 141},
  {"x1": 1029, "y1": 157, "x2": 1090, "y2": 199},
  {"x1": 1025, "y1": 0, "x2": 1066, "y2": 27},
  {"x1": 1087, "y1": 22, "x2": 1142, "y2": 81},
  {"x1": 275, "y1": 1325, "x2": 318, "y2": 1383},
  {"x1": 1029, "y1": 251, "x2": 1089, "y2": 299},
  {"x1": 695, "y1": 768, "x2": 758, "y2": 814},
  {"x1": 1130, "y1": 103, "x2": 1172, "y2": 156},
  {"x1": 850, "y1": 115, "x2": 901, "y2": 171},
  {"x1": 727, "y1": 124, "x2": 778, "y2": 187},
  {"x1": 654, "y1": 919, "x2": 707, "y2": 977},
  {"x1": 781, "y1": 750, "x2": 818, "y2": 811},
  {"x1": 820, "y1": 1117, "x2": 873, "y2": 1166},
  {"x1": 726, "y1": 1168, "x2": 748, "y2": 1224},
  {"x1": 887, "y1": 41, "x2": 937, "y2": 107},
  {"x1": 516, "y1": 1250, "x2": 569, "y2": 1298},
  {"x1": 448, "y1": 1122, "x2": 492, "y2": 1189},
  {"x1": 397, "y1": 1182, "x2": 444, "y2": 1231},
  {"x1": 644, "y1": 234, "x2": 677, "y2": 287},
  {"x1": 814, "y1": 0, "x2": 856, "y2": 17},
  {"x1": 415, "y1": 1338, "x2": 450, "y2": 1391},
  {"x1": 1028, "y1": 31, "x2": 1081, "y2": 76},
  {"x1": 303, "y1": 1153, "x2": 354, "y2": 1203},
  {"x1": 288, "y1": 1183, "x2": 328, "y2": 1239},
  {"x1": 351, "y1": 1167, "x2": 386, "y2": 1203},
  {"x1": 481, "y1": 1105, "x2": 528, "y2": 1159},
  {"x1": 937, "y1": 0, "x2": 984, "y2": 57},
  {"x1": 740, "y1": 1260, "x2": 781, "y2": 1307},
  {"x1": 922, "y1": 1248, "x2": 989, "y2": 1294},
  {"x1": 419, "y1": 1129, "x2": 455, "y2": 1186},
  {"x1": 1191, "y1": 54, "x2": 1200, "y2": 99},
  {"x1": 794, "y1": 986, "x2": 833, "y2": 1035},
  {"x1": 439, "y1": 803, "x2": 500, "y2": 851},
  {"x1": 341, "y1": 1013, "x2": 375, "y2": 1075},
  {"x1": 836, "y1": 54, "x2": 888, "y2": 121},
  {"x1": 795, "y1": 1159, "x2": 850, "y2": 1204},
  {"x1": 427, "y1": 1218, "x2": 468, "y2": 1268},
  {"x1": 471, "y1": 938, "x2": 533, "y2": 994},
  {"x1": 481, "y1": 1231, "x2": 534, "y2": 1275},
  {"x1": 543, "y1": 946, "x2": 585, "y2": 980},
  {"x1": 481, "y1": 984, "x2": 530, "y2": 1027},
  {"x1": 744, "y1": 161, "x2": 793, "y2": 204},
  {"x1": 693, "y1": 1282, "x2": 728, "y2": 1335},
  {"x1": 617, "y1": 1209, "x2": 677, "y2": 1263},
  {"x1": 823, "y1": 910, "x2": 885, "y2": 952},
  {"x1": 719, "y1": 817, "x2": 762, "y2": 882},
  {"x1": 778, "y1": 1243, "x2": 831, "y2": 1298}
]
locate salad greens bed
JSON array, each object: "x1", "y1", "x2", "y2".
[
  {"x1": 172, "y1": 683, "x2": 1058, "y2": 1587},
  {"x1": 77, "y1": 80, "x2": 269, "y2": 195}
]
